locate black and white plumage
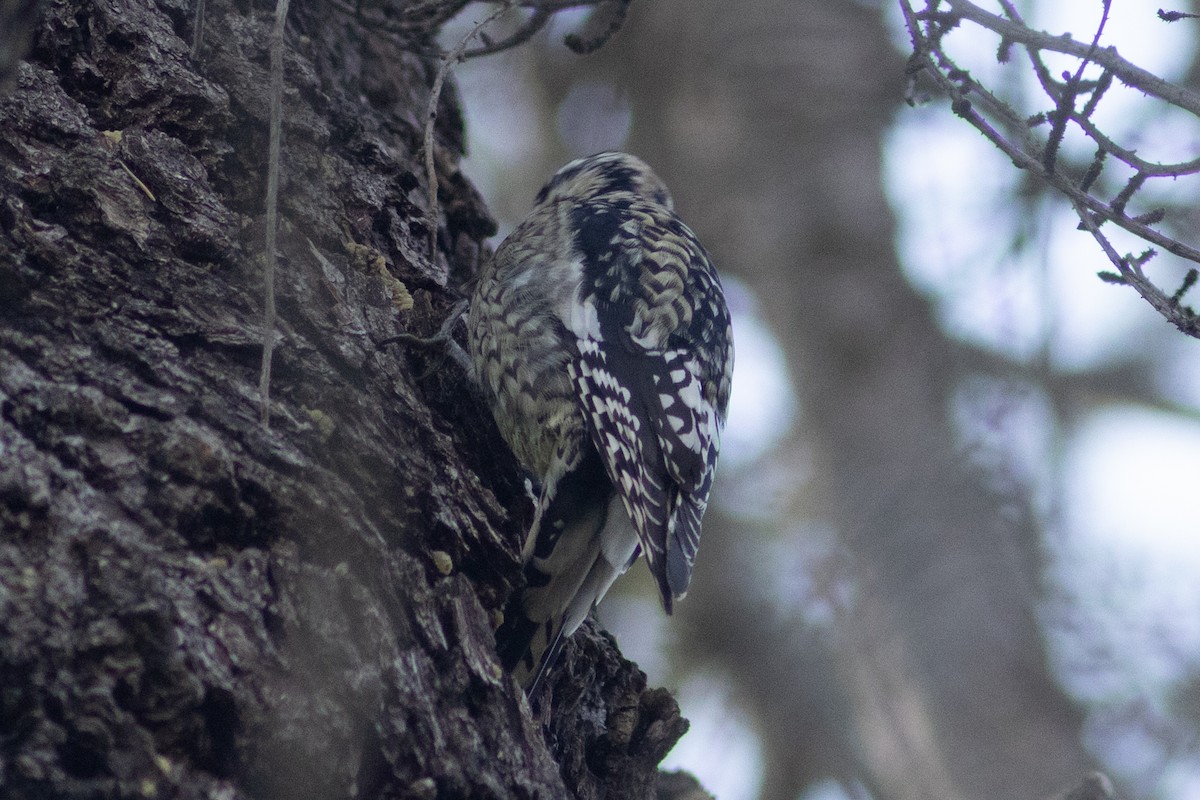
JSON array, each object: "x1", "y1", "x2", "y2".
[{"x1": 468, "y1": 152, "x2": 734, "y2": 692}]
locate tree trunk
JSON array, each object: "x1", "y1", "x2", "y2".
[{"x1": 0, "y1": 1, "x2": 687, "y2": 797}]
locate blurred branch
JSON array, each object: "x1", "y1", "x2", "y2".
[
  {"x1": 460, "y1": 0, "x2": 632, "y2": 57},
  {"x1": 948, "y1": 1, "x2": 1200, "y2": 116},
  {"x1": 324, "y1": 0, "x2": 628, "y2": 56},
  {"x1": 1049, "y1": 771, "x2": 1115, "y2": 800},
  {"x1": 1159, "y1": 9, "x2": 1200, "y2": 23},
  {"x1": 557, "y1": 0, "x2": 631, "y2": 54},
  {"x1": 899, "y1": 0, "x2": 1200, "y2": 339},
  {"x1": 460, "y1": 5, "x2": 552, "y2": 58},
  {"x1": 955, "y1": 340, "x2": 1200, "y2": 422}
]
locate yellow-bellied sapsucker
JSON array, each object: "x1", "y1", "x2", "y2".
[{"x1": 469, "y1": 152, "x2": 734, "y2": 692}]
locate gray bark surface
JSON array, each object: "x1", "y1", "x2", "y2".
[{"x1": 0, "y1": 0, "x2": 686, "y2": 797}]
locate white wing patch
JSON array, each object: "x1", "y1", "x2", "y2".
[
  {"x1": 564, "y1": 287, "x2": 602, "y2": 341},
  {"x1": 570, "y1": 337, "x2": 721, "y2": 604},
  {"x1": 571, "y1": 337, "x2": 669, "y2": 567}
]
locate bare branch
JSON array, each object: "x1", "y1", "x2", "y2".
[
  {"x1": 1158, "y1": 9, "x2": 1200, "y2": 23},
  {"x1": 900, "y1": 0, "x2": 1200, "y2": 339},
  {"x1": 561, "y1": 0, "x2": 630, "y2": 54},
  {"x1": 1072, "y1": 194, "x2": 1200, "y2": 337},
  {"x1": 461, "y1": 6, "x2": 552, "y2": 59},
  {"x1": 944, "y1": 0, "x2": 1200, "y2": 117},
  {"x1": 324, "y1": 0, "x2": 620, "y2": 52}
]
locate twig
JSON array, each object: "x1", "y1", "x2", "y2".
[
  {"x1": 943, "y1": 0, "x2": 1200, "y2": 117},
  {"x1": 1070, "y1": 194, "x2": 1191, "y2": 335},
  {"x1": 901, "y1": 0, "x2": 1200, "y2": 338},
  {"x1": 1067, "y1": 111, "x2": 1200, "y2": 177},
  {"x1": 376, "y1": 299, "x2": 473, "y2": 376},
  {"x1": 917, "y1": 48, "x2": 1200, "y2": 263},
  {"x1": 423, "y1": 2, "x2": 514, "y2": 258},
  {"x1": 116, "y1": 160, "x2": 157, "y2": 202},
  {"x1": 463, "y1": 7, "x2": 551, "y2": 59},
  {"x1": 1040, "y1": 0, "x2": 1108, "y2": 175},
  {"x1": 260, "y1": 0, "x2": 291, "y2": 428},
  {"x1": 1159, "y1": 9, "x2": 1200, "y2": 22}
]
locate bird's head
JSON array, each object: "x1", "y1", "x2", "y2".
[{"x1": 533, "y1": 152, "x2": 674, "y2": 210}]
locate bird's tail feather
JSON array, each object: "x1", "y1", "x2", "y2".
[{"x1": 495, "y1": 450, "x2": 640, "y2": 691}]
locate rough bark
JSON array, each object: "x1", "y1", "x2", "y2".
[{"x1": 0, "y1": 0, "x2": 686, "y2": 798}]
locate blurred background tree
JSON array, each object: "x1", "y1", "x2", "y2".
[{"x1": 449, "y1": 1, "x2": 1200, "y2": 799}]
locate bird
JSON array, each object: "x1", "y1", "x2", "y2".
[{"x1": 467, "y1": 152, "x2": 733, "y2": 694}]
